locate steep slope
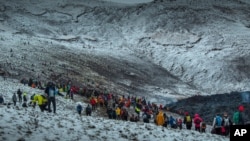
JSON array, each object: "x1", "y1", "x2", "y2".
[{"x1": 0, "y1": 0, "x2": 250, "y2": 103}]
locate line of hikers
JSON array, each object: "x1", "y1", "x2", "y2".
[
  {"x1": 1, "y1": 78, "x2": 247, "y2": 137},
  {"x1": 210, "y1": 105, "x2": 245, "y2": 136},
  {"x1": 82, "y1": 91, "x2": 247, "y2": 137}
]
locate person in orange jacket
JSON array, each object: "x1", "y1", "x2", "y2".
[{"x1": 156, "y1": 110, "x2": 165, "y2": 126}]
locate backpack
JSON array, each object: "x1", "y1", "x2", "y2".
[
  {"x1": 201, "y1": 122, "x2": 206, "y2": 129},
  {"x1": 186, "y1": 116, "x2": 191, "y2": 122},
  {"x1": 77, "y1": 104, "x2": 82, "y2": 111},
  {"x1": 195, "y1": 119, "x2": 201, "y2": 124},
  {"x1": 215, "y1": 116, "x2": 222, "y2": 126},
  {"x1": 224, "y1": 118, "x2": 230, "y2": 126},
  {"x1": 233, "y1": 112, "x2": 240, "y2": 124}
]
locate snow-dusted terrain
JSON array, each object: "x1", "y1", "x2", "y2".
[
  {"x1": 0, "y1": 78, "x2": 228, "y2": 141},
  {"x1": 0, "y1": 0, "x2": 250, "y2": 105},
  {"x1": 0, "y1": 0, "x2": 250, "y2": 104},
  {"x1": 0, "y1": 0, "x2": 249, "y2": 140}
]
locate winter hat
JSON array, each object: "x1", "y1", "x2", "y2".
[
  {"x1": 185, "y1": 112, "x2": 189, "y2": 116},
  {"x1": 238, "y1": 105, "x2": 244, "y2": 112}
]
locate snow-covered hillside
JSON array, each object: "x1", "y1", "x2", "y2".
[
  {"x1": 0, "y1": 78, "x2": 229, "y2": 141},
  {"x1": 0, "y1": 0, "x2": 250, "y2": 103}
]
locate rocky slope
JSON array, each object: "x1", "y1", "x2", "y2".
[
  {"x1": 0, "y1": 0, "x2": 250, "y2": 103},
  {"x1": 167, "y1": 91, "x2": 250, "y2": 125}
]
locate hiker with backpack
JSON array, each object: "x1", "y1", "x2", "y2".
[
  {"x1": 212, "y1": 113, "x2": 223, "y2": 135},
  {"x1": 177, "y1": 117, "x2": 183, "y2": 130},
  {"x1": 233, "y1": 105, "x2": 245, "y2": 125},
  {"x1": 222, "y1": 112, "x2": 232, "y2": 136},
  {"x1": 193, "y1": 113, "x2": 203, "y2": 132},
  {"x1": 45, "y1": 82, "x2": 56, "y2": 113},
  {"x1": 183, "y1": 112, "x2": 192, "y2": 130},
  {"x1": 201, "y1": 122, "x2": 206, "y2": 133},
  {"x1": 76, "y1": 103, "x2": 83, "y2": 115},
  {"x1": 169, "y1": 115, "x2": 177, "y2": 129}
]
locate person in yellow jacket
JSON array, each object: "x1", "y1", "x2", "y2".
[
  {"x1": 156, "y1": 110, "x2": 165, "y2": 126},
  {"x1": 116, "y1": 107, "x2": 121, "y2": 120},
  {"x1": 32, "y1": 94, "x2": 48, "y2": 112}
]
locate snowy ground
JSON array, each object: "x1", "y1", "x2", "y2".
[
  {"x1": 0, "y1": 0, "x2": 249, "y2": 140},
  {"x1": 0, "y1": 78, "x2": 229, "y2": 141}
]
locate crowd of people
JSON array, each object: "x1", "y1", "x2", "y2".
[{"x1": 0, "y1": 78, "x2": 247, "y2": 137}]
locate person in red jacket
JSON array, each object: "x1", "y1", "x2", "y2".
[
  {"x1": 193, "y1": 113, "x2": 203, "y2": 132},
  {"x1": 90, "y1": 97, "x2": 96, "y2": 111}
]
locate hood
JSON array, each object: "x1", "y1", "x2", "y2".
[
  {"x1": 238, "y1": 105, "x2": 244, "y2": 112},
  {"x1": 194, "y1": 114, "x2": 199, "y2": 118}
]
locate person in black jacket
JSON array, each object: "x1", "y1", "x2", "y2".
[
  {"x1": 183, "y1": 112, "x2": 192, "y2": 130},
  {"x1": 0, "y1": 94, "x2": 4, "y2": 104},
  {"x1": 17, "y1": 89, "x2": 22, "y2": 103},
  {"x1": 86, "y1": 104, "x2": 92, "y2": 116},
  {"x1": 12, "y1": 93, "x2": 17, "y2": 106}
]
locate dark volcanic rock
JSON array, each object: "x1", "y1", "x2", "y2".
[{"x1": 166, "y1": 91, "x2": 250, "y2": 125}]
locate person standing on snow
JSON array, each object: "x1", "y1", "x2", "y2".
[
  {"x1": 156, "y1": 110, "x2": 165, "y2": 126},
  {"x1": 45, "y1": 82, "x2": 56, "y2": 113},
  {"x1": 221, "y1": 112, "x2": 232, "y2": 136},
  {"x1": 12, "y1": 93, "x2": 17, "y2": 106},
  {"x1": 212, "y1": 113, "x2": 223, "y2": 135},
  {"x1": 169, "y1": 115, "x2": 177, "y2": 128},
  {"x1": 76, "y1": 103, "x2": 83, "y2": 115},
  {"x1": 233, "y1": 105, "x2": 245, "y2": 125},
  {"x1": 17, "y1": 89, "x2": 22, "y2": 103},
  {"x1": 23, "y1": 92, "x2": 28, "y2": 103},
  {"x1": 22, "y1": 92, "x2": 28, "y2": 107},
  {"x1": 177, "y1": 117, "x2": 183, "y2": 130},
  {"x1": 86, "y1": 104, "x2": 92, "y2": 116},
  {"x1": 0, "y1": 94, "x2": 4, "y2": 104},
  {"x1": 193, "y1": 113, "x2": 203, "y2": 132},
  {"x1": 183, "y1": 112, "x2": 192, "y2": 130}
]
